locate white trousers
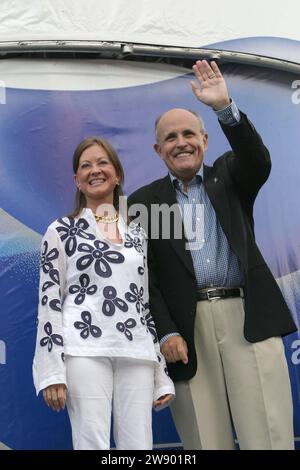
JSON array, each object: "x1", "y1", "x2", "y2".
[
  {"x1": 171, "y1": 298, "x2": 294, "y2": 450},
  {"x1": 66, "y1": 356, "x2": 155, "y2": 450}
]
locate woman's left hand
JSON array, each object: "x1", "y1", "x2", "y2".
[{"x1": 153, "y1": 393, "x2": 174, "y2": 410}]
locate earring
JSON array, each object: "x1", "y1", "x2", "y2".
[{"x1": 115, "y1": 180, "x2": 119, "y2": 186}]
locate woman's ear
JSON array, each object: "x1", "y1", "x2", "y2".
[{"x1": 73, "y1": 174, "x2": 80, "y2": 189}]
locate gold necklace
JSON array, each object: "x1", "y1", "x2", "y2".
[{"x1": 93, "y1": 212, "x2": 119, "y2": 223}]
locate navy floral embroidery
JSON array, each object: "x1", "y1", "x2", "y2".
[
  {"x1": 102, "y1": 286, "x2": 128, "y2": 316},
  {"x1": 116, "y1": 318, "x2": 137, "y2": 341},
  {"x1": 40, "y1": 241, "x2": 59, "y2": 273},
  {"x1": 144, "y1": 310, "x2": 158, "y2": 343},
  {"x1": 49, "y1": 269, "x2": 60, "y2": 284},
  {"x1": 74, "y1": 311, "x2": 102, "y2": 339},
  {"x1": 157, "y1": 353, "x2": 169, "y2": 375},
  {"x1": 77, "y1": 240, "x2": 124, "y2": 278},
  {"x1": 124, "y1": 234, "x2": 143, "y2": 253},
  {"x1": 129, "y1": 223, "x2": 144, "y2": 236},
  {"x1": 125, "y1": 283, "x2": 144, "y2": 313},
  {"x1": 41, "y1": 295, "x2": 62, "y2": 312},
  {"x1": 40, "y1": 322, "x2": 63, "y2": 352},
  {"x1": 49, "y1": 299, "x2": 61, "y2": 312},
  {"x1": 56, "y1": 217, "x2": 95, "y2": 257},
  {"x1": 137, "y1": 250, "x2": 146, "y2": 275},
  {"x1": 42, "y1": 269, "x2": 60, "y2": 294},
  {"x1": 42, "y1": 281, "x2": 55, "y2": 292},
  {"x1": 69, "y1": 274, "x2": 97, "y2": 305}
]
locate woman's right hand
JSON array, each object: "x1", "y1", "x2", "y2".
[{"x1": 43, "y1": 383, "x2": 67, "y2": 412}]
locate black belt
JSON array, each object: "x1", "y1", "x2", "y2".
[{"x1": 196, "y1": 287, "x2": 243, "y2": 301}]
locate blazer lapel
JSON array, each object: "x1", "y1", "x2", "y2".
[
  {"x1": 152, "y1": 176, "x2": 195, "y2": 276},
  {"x1": 204, "y1": 164, "x2": 232, "y2": 242}
]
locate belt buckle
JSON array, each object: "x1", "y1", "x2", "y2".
[{"x1": 206, "y1": 288, "x2": 221, "y2": 301}]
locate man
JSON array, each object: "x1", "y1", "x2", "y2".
[{"x1": 128, "y1": 60, "x2": 296, "y2": 450}]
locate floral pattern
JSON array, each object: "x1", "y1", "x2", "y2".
[
  {"x1": 116, "y1": 318, "x2": 137, "y2": 341},
  {"x1": 56, "y1": 217, "x2": 95, "y2": 257},
  {"x1": 69, "y1": 274, "x2": 97, "y2": 305},
  {"x1": 144, "y1": 310, "x2": 158, "y2": 343},
  {"x1": 129, "y1": 223, "x2": 143, "y2": 236},
  {"x1": 42, "y1": 280, "x2": 55, "y2": 292},
  {"x1": 102, "y1": 286, "x2": 128, "y2": 316},
  {"x1": 74, "y1": 311, "x2": 102, "y2": 339},
  {"x1": 125, "y1": 283, "x2": 144, "y2": 313},
  {"x1": 41, "y1": 295, "x2": 62, "y2": 312},
  {"x1": 124, "y1": 234, "x2": 143, "y2": 253},
  {"x1": 77, "y1": 240, "x2": 125, "y2": 278},
  {"x1": 40, "y1": 322, "x2": 63, "y2": 352},
  {"x1": 40, "y1": 240, "x2": 59, "y2": 274}
]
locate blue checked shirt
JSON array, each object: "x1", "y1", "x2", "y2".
[
  {"x1": 160, "y1": 100, "x2": 243, "y2": 346},
  {"x1": 171, "y1": 168, "x2": 242, "y2": 289}
]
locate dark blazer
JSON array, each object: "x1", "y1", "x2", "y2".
[{"x1": 128, "y1": 112, "x2": 296, "y2": 382}]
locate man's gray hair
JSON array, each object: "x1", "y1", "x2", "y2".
[{"x1": 155, "y1": 108, "x2": 206, "y2": 142}]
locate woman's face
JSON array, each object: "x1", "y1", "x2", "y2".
[{"x1": 74, "y1": 144, "x2": 119, "y2": 206}]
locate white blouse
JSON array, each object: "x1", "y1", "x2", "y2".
[{"x1": 33, "y1": 208, "x2": 174, "y2": 402}]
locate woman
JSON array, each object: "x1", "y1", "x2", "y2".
[{"x1": 33, "y1": 136, "x2": 174, "y2": 450}]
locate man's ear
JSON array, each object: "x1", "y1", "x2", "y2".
[
  {"x1": 203, "y1": 133, "x2": 209, "y2": 151},
  {"x1": 154, "y1": 143, "x2": 162, "y2": 158}
]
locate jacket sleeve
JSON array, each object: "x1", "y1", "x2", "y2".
[
  {"x1": 148, "y1": 242, "x2": 179, "y2": 340},
  {"x1": 219, "y1": 111, "x2": 271, "y2": 201},
  {"x1": 32, "y1": 224, "x2": 67, "y2": 395}
]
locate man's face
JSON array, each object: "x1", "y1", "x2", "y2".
[{"x1": 154, "y1": 109, "x2": 208, "y2": 183}]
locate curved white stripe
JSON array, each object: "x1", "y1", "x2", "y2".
[{"x1": 0, "y1": 59, "x2": 190, "y2": 90}]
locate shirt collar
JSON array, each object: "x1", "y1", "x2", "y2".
[{"x1": 169, "y1": 165, "x2": 203, "y2": 188}]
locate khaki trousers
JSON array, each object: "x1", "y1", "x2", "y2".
[{"x1": 171, "y1": 297, "x2": 294, "y2": 450}]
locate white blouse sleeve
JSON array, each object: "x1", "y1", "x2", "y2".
[
  {"x1": 128, "y1": 224, "x2": 175, "y2": 407},
  {"x1": 32, "y1": 224, "x2": 67, "y2": 395},
  {"x1": 153, "y1": 339, "x2": 175, "y2": 406}
]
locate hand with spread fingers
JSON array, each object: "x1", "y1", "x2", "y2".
[
  {"x1": 191, "y1": 59, "x2": 230, "y2": 111},
  {"x1": 161, "y1": 335, "x2": 188, "y2": 364},
  {"x1": 43, "y1": 383, "x2": 67, "y2": 412}
]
